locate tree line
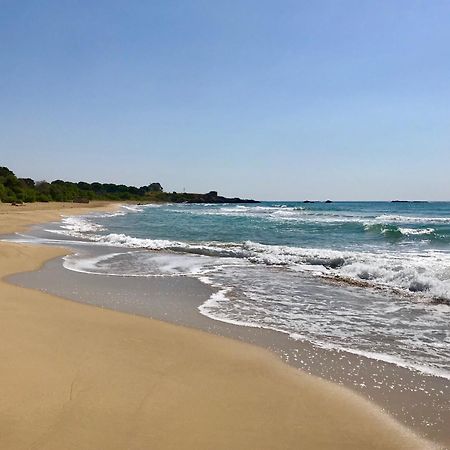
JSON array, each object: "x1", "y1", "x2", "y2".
[
  {"x1": 0, "y1": 166, "x2": 163, "y2": 203},
  {"x1": 0, "y1": 166, "x2": 258, "y2": 204}
]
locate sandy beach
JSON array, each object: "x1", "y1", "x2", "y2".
[
  {"x1": 0, "y1": 203, "x2": 435, "y2": 449},
  {"x1": 0, "y1": 201, "x2": 121, "y2": 234}
]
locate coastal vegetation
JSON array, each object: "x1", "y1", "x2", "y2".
[{"x1": 0, "y1": 166, "x2": 258, "y2": 204}]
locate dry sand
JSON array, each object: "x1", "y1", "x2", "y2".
[
  {"x1": 0, "y1": 202, "x2": 435, "y2": 449},
  {"x1": 0, "y1": 201, "x2": 120, "y2": 234}
]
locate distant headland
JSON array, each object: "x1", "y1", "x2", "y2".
[{"x1": 0, "y1": 166, "x2": 259, "y2": 204}]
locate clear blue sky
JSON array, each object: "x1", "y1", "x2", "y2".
[{"x1": 1, "y1": 0, "x2": 449, "y2": 200}]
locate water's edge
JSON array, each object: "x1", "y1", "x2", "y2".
[{"x1": 7, "y1": 243, "x2": 449, "y2": 447}]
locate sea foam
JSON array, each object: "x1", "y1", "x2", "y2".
[{"x1": 44, "y1": 201, "x2": 450, "y2": 379}]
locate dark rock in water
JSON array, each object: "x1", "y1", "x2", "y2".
[
  {"x1": 409, "y1": 280, "x2": 430, "y2": 292},
  {"x1": 431, "y1": 297, "x2": 450, "y2": 306},
  {"x1": 303, "y1": 200, "x2": 314, "y2": 204},
  {"x1": 200, "y1": 190, "x2": 258, "y2": 203},
  {"x1": 143, "y1": 187, "x2": 259, "y2": 204},
  {"x1": 325, "y1": 200, "x2": 332, "y2": 203},
  {"x1": 164, "y1": 191, "x2": 259, "y2": 204},
  {"x1": 391, "y1": 200, "x2": 409, "y2": 203}
]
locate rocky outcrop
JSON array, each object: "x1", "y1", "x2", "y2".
[{"x1": 164, "y1": 190, "x2": 259, "y2": 204}]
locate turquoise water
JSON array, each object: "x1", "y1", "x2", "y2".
[
  {"x1": 98, "y1": 201, "x2": 450, "y2": 250},
  {"x1": 48, "y1": 201, "x2": 450, "y2": 378},
  {"x1": 87, "y1": 201, "x2": 450, "y2": 299}
]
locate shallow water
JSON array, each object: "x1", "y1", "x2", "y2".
[{"x1": 13, "y1": 201, "x2": 450, "y2": 379}]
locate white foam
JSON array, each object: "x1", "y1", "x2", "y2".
[
  {"x1": 398, "y1": 227, "x2": 435, "y2": 236},
  {"x1": 63, "y1": 252, "x2": 127, "y2": 275},
  {"x1": 376, "y1": 214, "x2": 450, "y2": 224},
  {"x1": 197, "y1": 279, "x2": 450, "y2": 380},
  {"x1": 196, "y1": 263, "x2": 450, "y2": 380},
  {"x1": 63, "y1": 250, "x2": 215, "y2": 278},
  {"x1": 288, "y1": 334, "x2": 450, "y2": 380},
  {"x1": 41, "y1": 202, "x2": 450, "y2": 379},
  {"x1": 60, "y1": 216, "x2": 106, "y2": 233},
  {"x1": 198, "y1": 287, "x2": 265, "y2": 330},
  {"x1": 53, "y1": 216, "x2": 450, "y2": 302}
]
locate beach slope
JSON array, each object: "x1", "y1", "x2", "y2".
[{"x1": 0, "y1": 204, "x2": 432, "y2": 449}]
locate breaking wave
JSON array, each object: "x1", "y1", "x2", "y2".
[
  {"x1": 375, "y1": 214, "x2": 450, "y2": 224},
  {"x1": 364, "y1": 223, "x2": 442, "y2": 240},
  {"x1": 38, "y1": 201, "x2": 450, "y2": 379},
  {"x1": 53, "y1": 215, "x2": 450, "y2": 303}
]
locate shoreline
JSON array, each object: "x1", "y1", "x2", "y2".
[
  {"x1": 0, "y1": 201, "x2": 121, "y2": 234},
  {"x1": 0, "y1": 203, "x2": 438, "y2": 449},
  {"x1": 10, "y1": 238, "x2": 449, "y2": 447}
]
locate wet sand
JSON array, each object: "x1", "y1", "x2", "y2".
[
  {"x1": 10, "y1": 241, "x2": 449, "y2": 448},
  {"x1": 0, "y1": 203, "x2": 438, "y2": 449}
]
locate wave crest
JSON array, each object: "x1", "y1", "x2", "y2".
[{"x1": 53, "y1": 215, "x2": 450, "y2": 303}]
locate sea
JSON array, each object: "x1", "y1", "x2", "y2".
[{"x1": 37, "y1": 201, "x2": 450, "y2": 380}]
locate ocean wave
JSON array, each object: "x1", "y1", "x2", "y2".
[
  {"x1": 15, "y1": 202, "x2": 450, "y2": 381},
  {"x1": 191, "y1": 206, "x2": 448, "y2": 228},
  {"x1": 58, "y1": 203, "x2": 158, "y2": 232},
  {"x1": 196, "y1": 270, "x2": 450, "y2": 380},
  {"x1": 363, "y1": 223, "x2": 440, "y2": 239},
  {"x1": 63, "y1": 251, "x2": 215, "y2": 277},
  {"x1": 398, "y1": 227, "x2": 435, "y2": 236},
  {"x1": 187, "y1": 207, "x2": 374, "y2": 224},
  {"x1": 169, "y1": 205, "x2": 450, "y2": 232},
  {"x1": 51, "y1": 204, "x2": 450, "y2": 303},
  {"x1": 121, "y1": 205, "x2": 145, "y2": 213},
  {"x1": 54, "y1": 216, "x2": 450, "y2": 302},
  {"x1": 60, "y1": 216, "x2": 106, "y2": 233},
  {"x1": 190, "y1": 205, "x2": 296, "y2": 216},
  {"x1": 375, "y1": 214, "x2": 450, "y2": 224}
]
